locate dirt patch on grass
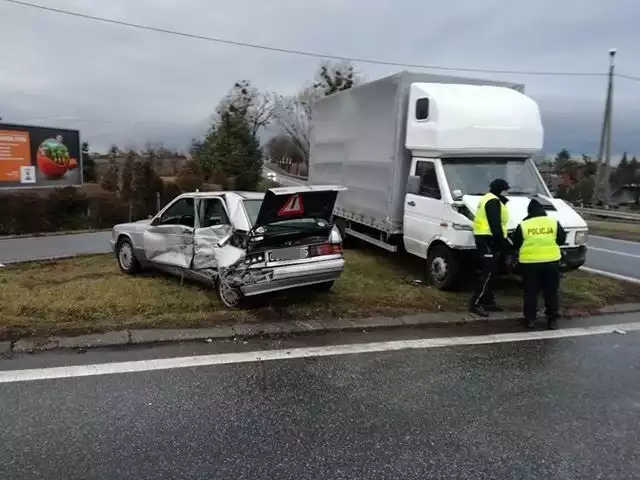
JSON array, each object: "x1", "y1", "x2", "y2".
[{"x1": 1, "y1": 249, "x2": 638, "y2": 340}]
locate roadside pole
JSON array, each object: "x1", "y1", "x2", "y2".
[{"x1": 593, "y1": 49, "x2": 617, "y2": 207}]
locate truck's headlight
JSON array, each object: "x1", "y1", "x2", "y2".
[
  {"x1": 575, "y1": 230, "x2": 588, "y2": 245},
  {"x1": 451, "y1": 223, "x2": 473, "y2": 231}
]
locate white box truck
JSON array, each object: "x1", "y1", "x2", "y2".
[{"x1": 308, "y1": 71, "x2": 589, "y2": 290}]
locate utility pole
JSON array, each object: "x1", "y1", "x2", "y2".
[{"x1": 593, "y1": 49, "x2": 617, "y2": 207}]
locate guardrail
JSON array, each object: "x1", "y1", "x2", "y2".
[{"x1": 576, "y1": 207, "x2": 640, "y2": 222}]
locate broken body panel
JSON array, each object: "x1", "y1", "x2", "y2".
[{"x1": 111, "y1": 187, "x2": 347, "y2": 303}]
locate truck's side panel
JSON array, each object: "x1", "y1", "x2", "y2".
[
  {"x1": 308, "y1": 71, "x2": 525, "y2": 234},
  {"x1": 309, "y1": 73, "x2": 408, "y2": 233}
]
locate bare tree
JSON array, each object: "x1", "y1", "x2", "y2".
[
  {"x1": 216, "y1": 80, "x2": 274, "y2": 137},
  {"x1": 313, "y1": 60, "x2": 359, "y2": 96},
  {"x1": 265, "y1": 134, "x2": 297, "y2": 166},
  {"x1": 270, "y1": 61, "x2": 360, "y2": 165},
  {"x1": 272, "y1": 87, "x2": 321, "y2": 165}
]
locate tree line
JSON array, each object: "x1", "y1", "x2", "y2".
[{"x1": 549, "y1": 149, "x2": 640, "y2": 205}]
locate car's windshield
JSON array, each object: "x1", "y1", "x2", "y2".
[
  {"x1": 441, "y1": 157, "x2": 549, "y2": 196},
  {"x1": 243, "y1": 199, "x2": 262, "y2": 226}
]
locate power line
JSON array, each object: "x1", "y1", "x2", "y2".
[
  {"x1": 616, "y1": 73, "x2": 640, "y2": 83},
  {"x1": 3, "y1": 0, "x2": 609, "y2": 78}
]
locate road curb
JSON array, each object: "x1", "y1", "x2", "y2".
[
  {"x1": 6, "y1": 303, "x2": 640, "y2": 354},
  {"x1": 0, "y1": 229, "x2": 111, "y2": 240},
  {"x1": 1, "y1": 253, "x2": 110, "y2": 266}
]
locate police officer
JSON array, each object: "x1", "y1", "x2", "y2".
[
  {"x1": 512, "y1": 199, "x2": 567, "y2": 330},
  {"x1": 469, "y1": 178, "x2": 511, "y2": 317}
]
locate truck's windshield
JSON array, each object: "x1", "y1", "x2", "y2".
[{"x1": 441, "y1": 157, "x2": 548, "y2": 196}]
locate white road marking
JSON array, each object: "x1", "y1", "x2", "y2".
[
  {"x1": 580, "y1": 267, "x2": 640, "y2": 284},
  {"x1": 590, "y1": 235, "x2": 640, "y2": 246},
  {"x1": 2, "y1": 322, "x2": 640, "y2": 384},
  {"x1": 588, "y1": 246, "x2": 640, "y2": 258}
]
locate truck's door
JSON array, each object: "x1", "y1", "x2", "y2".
[{"x1": 403, "y1": 159, "x2": 445, "y2": 258}]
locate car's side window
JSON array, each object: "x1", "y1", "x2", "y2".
[
  {"x1": 198, "y1": 198, "x2": 230, "y2": 228},
  {"x1": 158, "y1": 198, "x2": 195, "y2": 227},
  {"x1": 415, "y1": 161, "x2": 442, "y2": 199}
]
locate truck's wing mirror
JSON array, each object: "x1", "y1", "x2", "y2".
[
  {"x1": 407, "y1": 175, "x2": 421, "y2": 195},
  {"x1": 451, "y1": 189, "x2": 463, "y2": 201}
]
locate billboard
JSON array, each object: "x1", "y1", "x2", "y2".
[{"x1": 0, "y1": 122, "x2": 82, "y2": 188}]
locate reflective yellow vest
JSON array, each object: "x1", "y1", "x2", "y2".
[
  {"x1": 518, "y1": 216, "x2": 562, "y2": 263},
  {"x1": 473, "y1": 193, "x2": 509, "y2": 237}
]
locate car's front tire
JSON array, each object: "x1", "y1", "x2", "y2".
[
  {"x1": 116, "y1": 237, "x2": 140, "y2": 274},
  {"x1": 217, "y1": 278, "x2": 244, "y2": 308}
]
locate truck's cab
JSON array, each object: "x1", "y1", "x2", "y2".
[{"x1": 401, "y1": 83, "x2": 588, "y2": 289}]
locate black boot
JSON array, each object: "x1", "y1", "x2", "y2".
[
  {"x1": 525, "y1": 318, "x2": 536, "y2": 329},
  {"x1": 548, "y1": 318, "x2": 558, "y2": 330},
  {"x1": 469, "y1": 304, "x2": 489, "y2": 318},
  {"x1": 483, "y1": 304, "x2": 503, "y2": 313}
]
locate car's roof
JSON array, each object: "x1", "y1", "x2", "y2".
[{"x1": 177, "y1": 191, "x2": 265, "y2": 200}]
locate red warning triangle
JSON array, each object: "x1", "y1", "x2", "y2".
[{"x1": 278, "y1": 194, "x2": 304, "y2": 216}]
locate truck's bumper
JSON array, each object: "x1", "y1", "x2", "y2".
[{"x1": 560, "y1": 246, "x2": 587, "y2": 271}]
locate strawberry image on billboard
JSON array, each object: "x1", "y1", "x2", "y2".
[{"x1": 0, "y1": 122, "x2": 82, "y2": 188}]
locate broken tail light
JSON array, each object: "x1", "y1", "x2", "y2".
[{"x1": 309, "y1": 243, "x2": 343, "y2": 257}]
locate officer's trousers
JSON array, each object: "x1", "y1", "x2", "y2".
[
  {"x1": 470, "y1": 235, "x2": 500, "y2": 307},
  {"x1": 520, "y1": 261, "x2": 561, "y2": 322}
]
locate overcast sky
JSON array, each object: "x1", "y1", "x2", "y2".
[{"x1": 1, "y1": 0, "x2": 639, "y2": 155}]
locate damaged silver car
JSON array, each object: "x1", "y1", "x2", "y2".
[{"x1": 110, "y1": 185, "x2": 347, "y2": 307}]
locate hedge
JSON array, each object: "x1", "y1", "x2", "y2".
[
  {"x1": 0, "y1": 181, "x2": 228, "y2": 236},
  {"x1": 0, "y1": 176, "x2": 279, "y2": 236},
  {"x1": 0, "y1": 186, "x2": 130, "y2": 235}
]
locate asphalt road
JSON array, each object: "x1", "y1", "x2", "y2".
[
  {"x1": 0, "y1": 322, "x2": 639, "y2": 479},
  {"x1": 585, "y1": 235, "x2": 640, "y2": 281},
  {"x1": 263, "y1": 166, "x2": 306, "y2": 187},
  {"x1": 0, "y1": 231, "x2": 112, "y2": 264}
]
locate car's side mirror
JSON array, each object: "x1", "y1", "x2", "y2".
[
  {"x1": 149, "y1": 216, "x2": 160, "y2": 226},
  {"x1": 407, "y1": 175, "x2": 420, "y2": 195},
  {"x1": 451, "y1": 189, "x2": 463, "y2": 201}
]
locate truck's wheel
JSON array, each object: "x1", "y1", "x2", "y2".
[
  {"x1": 426, "y1": 244, "x2": 460, "y2": 291},
  {"x1": 116, "y1": 238, "x2": 140, "y2": 275}
]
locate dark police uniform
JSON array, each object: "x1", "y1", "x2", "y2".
[
  {"x1": 469, "y1": 179, "x2": 511, "y2": 317},
  {"x1": 512, "y1": 199, "x2": 567, "y2": 330}
]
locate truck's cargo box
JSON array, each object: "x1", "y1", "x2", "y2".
[{"x1": 308, "y1": 71, "x2": 526, "y2": 234}]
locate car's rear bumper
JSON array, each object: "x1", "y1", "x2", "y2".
[{"x1": 240, "y1": 257, "x2": 345, "y2": 296}]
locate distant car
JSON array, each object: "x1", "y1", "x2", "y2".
[
  {"x1": 110, "y1": 186, "x2": 347, "y2": 307},
  {"x1": 266, "y1": 171, "x2": 277, "y2": 181}
]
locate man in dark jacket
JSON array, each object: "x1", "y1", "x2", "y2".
[
  {"x1": 512, "y1": 198, "x2": 567, "y2": 330},
  {"x1": 469, "y1": 178, "x2": 511, "y2": 317}
]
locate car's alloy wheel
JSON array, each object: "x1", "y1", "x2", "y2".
[
  {"x1": 117, "y1": 238, "x2": 139, "y2": 274},
  {"x1": 217, "y1": 278, "x2": 243, "y2": 308}
]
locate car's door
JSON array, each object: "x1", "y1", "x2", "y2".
[
  {"x1": 142, "y1": 197, "x2": 196, "y2": 269},
  {"x1": 403, "y1": 159, "x2": 445, "y2": 258},
  {"x1": 191, "y1": 197, "x2": 235, "y2": 272}
]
